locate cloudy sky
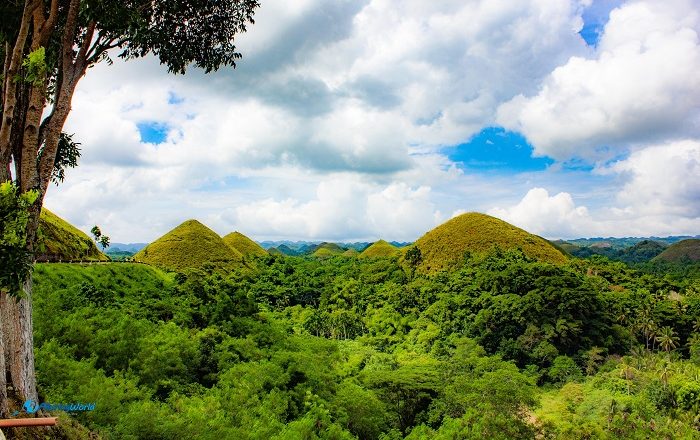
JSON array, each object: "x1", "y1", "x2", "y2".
[{"x1": 44, "y1": 0, "x2": 700, "y2": 243}]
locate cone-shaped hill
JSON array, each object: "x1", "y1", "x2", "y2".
[
  {"x1": 312, "y1": 242, "x2": 345, "y2": 258},
  {"x1": 133, "y1": 220, "x2": 243, "y2": 270},
  {"x1": 223, "y1": 231, "x2": 267, "y2": 257},
  {"x1": 359, "y1": 239, "x2": 400, "y2": 258},
  {"x1": 342, "y1": 248, "x2": 359, "y2": 257},
  {"x1": 36, "y1": 209, "x2": 109, "y2": 262},
  {"x1": 410, "y1": 212, "x2": 568, "y2": 272},
  {"x1": 653, "y1": 239, "x2": 700, "y2": 263}
]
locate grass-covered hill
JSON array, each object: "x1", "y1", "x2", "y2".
[
  {"x1": 358, "y1": 239, "x2": 400, "y2": 258},
  {"x1": 311, "y1": 242, "x2": 346, "y2": 258},
  {"x1": 36, "y1": 209, "x2": 108, "y2": 262},
  {"x1": 223, "y1": 231, "x2": 267, "y2": 257},
  {"x1": 412, "y1": 212, "x2": 568, "y2": 272},
  {"x1": 133, "y1": 219, "x2": 243, "y2": 271},
  {"x1": 342, "y1": 248, "x2": 359, "y2": 257},
  {"x1": 654, "y1": 239, "x2": 700, "y2": 263}
]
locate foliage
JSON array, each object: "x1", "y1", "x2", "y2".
[
  {"x1": 133, "y1": 219, "x2": 243, "y2": 270},
  {"x1": 91, "y1": 225, "x2": 110, "y2": 251},
  {"x1": 0, "y1": 181, "x2": 38, "y2": 295},
  {"x1": 50, "y1": 133, "x2": 82, "y2": 185},
  {"x1": 29, "y1": 242, "x2": 700, "y2": 439},
  {"x1": 654, "y1": 239, "x2": 700, "y2": 263}
]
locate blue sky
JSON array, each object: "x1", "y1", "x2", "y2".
[{"x1": 45, "y1": 0, "x2": 700, "y2": 242}]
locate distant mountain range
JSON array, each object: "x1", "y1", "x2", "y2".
[
  {"x1": 110, "y1": 243, "x2": 149, "y2": 252},
  {"x1": 562, "y1": 236, "x2": 700, "y2": 249},
  {"x1": 258, "y1": 240, "x2": 412, "y2": 251}
]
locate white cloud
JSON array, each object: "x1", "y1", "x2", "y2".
[
  {"x1": 497, "y1": 0, "x2": 700, "y2": 160},
  {"x1": 488, "y1": 188, "x2": 597, "y2": 238},
  {"x1": 608, "y1": 139, "x2": 700, "y2": 218},
  {"x1": 43, "y1": 0, "x2": 700, "y2": 242},
  {"x1": 489, "y1": 140, "x2": 700, "y2": 238},
  {"x1": 232, "y1": 178, "x2": 442, "y2": 241}
]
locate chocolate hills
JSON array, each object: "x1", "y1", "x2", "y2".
[
  {"x1": 411, "y1": 212, "x2": 568, "y2": 272},
  {"x1": 223, "y1": 231, "x2": 267, "y2": 257},
  {"x1": 342, "y1": 248, "x2": 359, "y2": 257},
  {"x1": 36, "y1": 209, "x2": 108, "y2": 262},
  {"x1": 359, "y1": 239, "x2": 400, "y2": 258},
  {"x1": 653, "y1": 239, "x2": 700, "y2": 263},
  {"x1": 311, "y1": 242, "x2": 346, "y2": 258},
  {"x1": 133, "y1": 219, "x2": 243, "y2": 270}
]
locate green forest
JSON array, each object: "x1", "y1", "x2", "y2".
[{"x1": 28, "y1": 248, "x2": 700, "y2": 439}]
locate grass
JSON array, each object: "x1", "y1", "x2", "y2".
[
  {"x1": 653, "y1": 239, "x2": 700, "y2": 263},
  {"x1": 312, "y1": 242, "x2": 345, "y2": 258},
  {"x1": 358, "y1": 240, "x2": 399, "y2": 258},
  {"x1": 37, "y1": 209, "x2": 108, "y2": 262},
  {"x1": 33, "y1": 262, "x2": 173, "y2": 297},
  {"x1": 133, "y1": 219, "x2": 243, "y2": 271},
  {"x1": 342, "y1": 248, "x2": 359, "y2": 257},
  {"x1": 411, "y1": 212, "x2": 568, "y2": 273},
  {"x1": 223, "y1": 231, "x2": 267, "y2": 257}
]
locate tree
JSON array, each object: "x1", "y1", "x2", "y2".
[
  {"x1": 91, "y1": 225, "x2": 109, "y2": 250},
  {"x1": 0, "y1": 0, "x2": 260, "y2": 412},
  {"x1": 656, "y1": 326, "x2": 679, "y2": 355}
]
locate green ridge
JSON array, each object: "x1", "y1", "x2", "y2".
[
  {"x1": 133, "y1": 219, "x2": 243, "y2": 271},
  {"x1": 411, "y1": 212, "x2": 568, "y2": 272},
  {"x1": 223, "y1": 231, "x2": 267, "y2": 257},
  {"x1": 653, "y1": 239, "x2": 700, "y2": 263},
  {"x1": 358, "y1": 239, "x2": 400, "y2": 258},
  {"x1": 37, "y1": 209, "x2": 108, "y2": 262}
]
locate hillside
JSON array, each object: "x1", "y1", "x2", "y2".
[
  {"x1": 412, "y1": 212, "x2": 568, "y2": 272},
  {"x1": 653, "y1": 239, "x2": 700, "y2": 263},
  {"x1": 36, "y1": 209, "x2": 108, "y2": 262},
  {"x1": 133, "y1": 220, "x2": 243, "y2": 271},
  {"x1": 359, "y1": 239, "x2": 400, "y2": 258},
  {"x1": 342, "y1": 248, "x2": 359, "y2": 257},
  {"x1": 223, "y1": 231, "x2": 267, "y2": 257},
  {"x1": 311, "y1": 242, "x2": 345, "y2": 258}
]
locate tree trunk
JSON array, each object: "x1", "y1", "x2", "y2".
[
  {"x1": 0, "y1": 294, "x2": 8, "y2": 417},
  {"x1": 5, "y1": 278, "x2": 38, "y2": 404}
]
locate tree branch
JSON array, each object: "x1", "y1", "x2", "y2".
[
  {"x1": 75, "y1": 21, "x2": 96, "y2": 74},
  {"x1": 0, "y1": 0, "x2": 42, "y2": 172},
  {"x1": 39, "y1": 0, "x2": 59, "y2": 45}
]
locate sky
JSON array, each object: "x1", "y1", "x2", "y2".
[{"x1": 43, "y1": 0, "x2": 700, "y2": 243}]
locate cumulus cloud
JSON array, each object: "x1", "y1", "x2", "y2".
[
  {"x1": 607, "y1": 139, "x2": 700, "y2": 218},
  {"x1": 488, "y1": 188, "x2": 597, "y2": 238},
  {"x1": 232, "y1": 178, "x2": 442, "y2": 241},
  {"x1": 45, "y1": 0, "x2": 700, "y2": 242},
  {"x1": 497, "y1": 0, "x2": 700, "y2": 160},
  {"x1": 489, "y1": 141, "x2": 700, "y2": 238}
]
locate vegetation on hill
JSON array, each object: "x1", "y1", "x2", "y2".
[
  {"x1": 654, "y1": 239, "x2": 700, "y2": 263},
  {"x1": 36, "y1": 209, "x2": 108, "y2": 262},
  {"x1": 566, "y1": 239, "x2": 667, "y2": 264},
  {"x1": 411, "y1": 212, "x2": 568, "y2": 272},
  {"x1": 29, "y1": 249, "x2": 700, "y2": 439},
  {"x1": 132, "y1": 219, "x2": 243, "y2": 271},
  {"x1": 342, "y1": 248, "x2": 359, "y2": 257},
  {"x1": 359, "y1": 239, "x2": 400, "y2": 258},
  {"x1": 223, "y1": 231, "x2": 267, "y2": 257},
  {"x1": 311, "y1": 242, "x2": 346, "y2": 258}
]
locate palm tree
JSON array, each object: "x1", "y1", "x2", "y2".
[
  {"x1": 656, "y1": 326, "x2": 679, "y2": 355},
  {"x1": 692, "y1": 318, "x2": 700, "y2": 334},
  {"x1": 619, "y1": 358, "x2": 636, "y2": 394}
]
